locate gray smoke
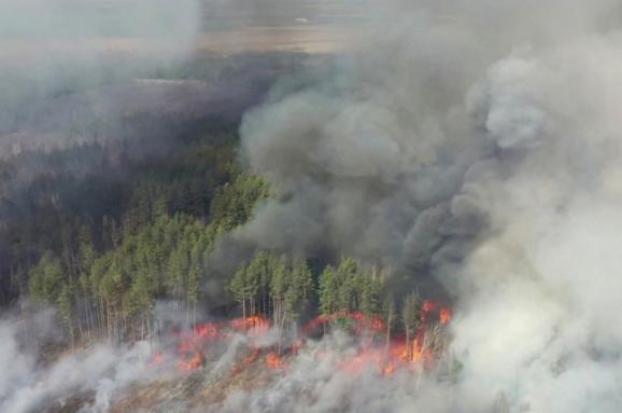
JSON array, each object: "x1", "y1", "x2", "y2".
[
  {"x1": 202, "y1": 0, "x2": 366, "y2": 28},
  {"x1": 0, "y1": 0, "x2": 200, "y2": 157},
  {"x1": 222, "y1": 1, "x2": 622, "y2": 412}
]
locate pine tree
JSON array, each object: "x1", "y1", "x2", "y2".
[
  {"x1": 319, "y1": 265, "x2": 338, "y2": 315},
  {"x1": 187, "y1": 244, "x2": 202, "y2": 324},
  {"x1": 77, "y1": 224, "x2": 97, "y2": 334},
  {"x1": 284, "y1": 258, "x2": 313, "y2": 321},
  {"x1": 383, "y1": 294, "x2": 397, "y2": 350},
  {"x1": 335, "y1": 257, "x2": 358, "y2": 312},
  {"x1": 29, "y1": 251, "x2": 65, "y2": 303},
  {"x1": 243, "y1": 252, "x2": 265, "y2": 316},
  {"x1": 230, "y1": 265, "x2": 249, "y2": 318},
  {"x1": 402, "y1": 292, "x2": 421, "y2": 359},
  {"x1": 58, "y1": 283, "x2": 75, "y2": 345},
  {"x1": 168, "y1": 244, "x2": 189, "y2": 303},
  {"x1": 270, "y1": 255, "x2": 289, "y2": 327},
  {"x1": 360, "y1": 271, "x2": 383, "y2": 316}
]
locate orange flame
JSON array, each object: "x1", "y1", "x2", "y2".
[
  {"x1": 179, "y1": 351, "x2": 205, "y2": 372},
  {"x1": 266, "y1": 352, "x2": 287, "y2": 369},
  {"x1": 440, "y1": 307, "x2": 452, "y2": 325},
  {"x1": 149, "y1": 351, "x2": 165, "y2": 368},
  {"x1": 194, "y1": 322, "x2": 221, "y2": 339},
  {"x1": 163, "y1": 303, "x2": 451, "y2": 376},
  {"x1": 303, "y1": 311, "x2": 386, "y2": 335},
  {"x1": 230, "y1": 315, "x2": 270, "y2": 335}
]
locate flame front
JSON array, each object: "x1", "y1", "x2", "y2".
[
  {"x1": 266, "y1": 352, "x2": 287, "y2": 369},
  {"x1": 156, "y1": 301, "x2": 451, "y2": 377}
]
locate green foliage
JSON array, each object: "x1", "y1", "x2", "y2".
[
  {"x1": 25, "y1": 165, "x2": 268, "y2": 339},
  {"x1": 360, "y1": 272, "x2": 383, "y2": 316},
  {"x1": 76, "y1": 168, "x2": 268, "y2": 338},
  {"x1": 319, "y1": 257, "x2": 386, "y2": 317},
  {"x1": 319, "y1": 265, "x2": 338, "y2": 315},
  {"x1": 231, "y1": 252, "x2": 314, "y2": 326},
  {"x1": 29, "y1": 251, "x2": 77, "y2": 339},
  {"x1": 16, "y1": 121, "x2": 432, "y2": 346},
  {"x1": 58, "y1": 284, "x2": 75, "y2": 332},
  {"x1": 287, "y1": 258, "x2": 313, "y2": 313},
  {"x1": 29, "y1": 252, "x2": 65, "y2": 303},
  {"x1": 209, "y1": 174, "x2": 270, "y2": 232},
  {"x1": 91, "y1": 214, "x2": 215, "y2": 322}
]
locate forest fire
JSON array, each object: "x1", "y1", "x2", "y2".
[
  {"x1": 265, "y1": 352, "x2": 287, "y2": 369},
  {"x1": 164, "y1": 300, "x2": 452, "y2": 377},
  {"x1": 232, "y1": 349, "x2": 262, "y2": 375},
  {"x1": 173, "y1": 316, "x2": 272, "y2": 372},
  {"x1": 229, "y1": 316, "x2": 270, "y2": 334},
  {"x1": 440, "y1": 308, "x2": 452, "y2": 325},
  {"x1": 302, "y1": 311, "x2": 386, "y2": 336}
]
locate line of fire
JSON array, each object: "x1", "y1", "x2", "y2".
[{"x1": 149, "y1": 299, "x2": 453, "y2": 378}]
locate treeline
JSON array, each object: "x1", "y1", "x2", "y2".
[
  {"x1": 0, "y1": 129, "x2": 238, "y2": 301},
  {"x1": 230, "y1": 251, "x2": 441, "y2": 353},
  {"x1": 9, "y1": 126, "x2": 444, "y2": 351},
  {"x1": 27, "y1": 168, "x2": 270, "y2": 343},
  {"x1": 230, "y1": 253, "x2": 387, "y2": 328},
  {"x1": 25, "y1": 154, "x2": 441, "y2": 352}
]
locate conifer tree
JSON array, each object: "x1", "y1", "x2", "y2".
[
  {"x1": 269, "y1": 255, "x2": 289, "y2": 327},
  {"x1": 285, "y1": 258, "x2": 313, "y2": 321},
  {"x1": 336, "y1": 257, "x2": 358, "y2": 312},
  {"x1": 29, "y1": 251, "x2": 65, "y2": 304},
  {"x1": 230, "y1": 265, "x2": 249, "y2": 318},
  {"x1": 402, "y1": 292, "x2": 421, "y2": 359},
  {"x1": 383, "y1": 294, "x2": 397, "y2": 350},
  {"x1": 319, "y1": 265, "x2": 338, "y2": 315},
  {"x1": 360, "y1": 271, "x2": 383, "y2": 316}
]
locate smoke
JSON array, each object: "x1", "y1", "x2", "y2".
[
  {"x1": 0, "y1": 305, "x2": 281, "y2": 412},
  {"x1": 202, "y1": 0, "x2": 367, "y2": 28},
  {"x1": 0, "y1": 0, "x2": 206, "y2": 209},
  {"x1": 218, "y1": 1, "x2": 622, "y2": 412},
  {"x1": 3, "y1": 0, "x2": 622, "y2": 411},
  {"x1": 0, "y1": 0, "x2": 201, "y2": 150},
  {"x1": 446, "y1": 35, "x2": 622, "y2": 411},
  {"x1": 0, "y1": 309, "x2": 162, "y2": 413},
  {"x1": 217, "y1": 331, "x2": 449, "y2": 413}
]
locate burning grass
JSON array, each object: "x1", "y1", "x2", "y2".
[
  {"x1": 108, "y1": 300, "x2": 453, "y2": 411},
  {"x1": 151, "y1": 300, "x2": 452, "y2": 377}
]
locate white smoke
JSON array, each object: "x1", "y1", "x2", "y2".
[
  {"x1": 446, "y1": 34, "x2": 622, "y2": 411},
  {"x1": 217, "y1": 332, "x2": 450, "y2": 413},
  {"x1": 0, "y1": 310, "x2": 163, "y2": 413}
]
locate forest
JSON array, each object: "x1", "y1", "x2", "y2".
[
  {"x1": 0, "y1": 52, "x2": 442, "y2": 359},
  {"x1": 16, "y1": 134, "x2": 434, "y2": 351}
]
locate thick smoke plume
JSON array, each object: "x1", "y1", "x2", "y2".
[{"x1": 223, "y1": 1, "x2": 622, "y2": 412}]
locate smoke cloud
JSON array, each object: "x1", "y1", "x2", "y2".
[{"x1": 221, "y1": 1, "x2": 622, "y2": 411}]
